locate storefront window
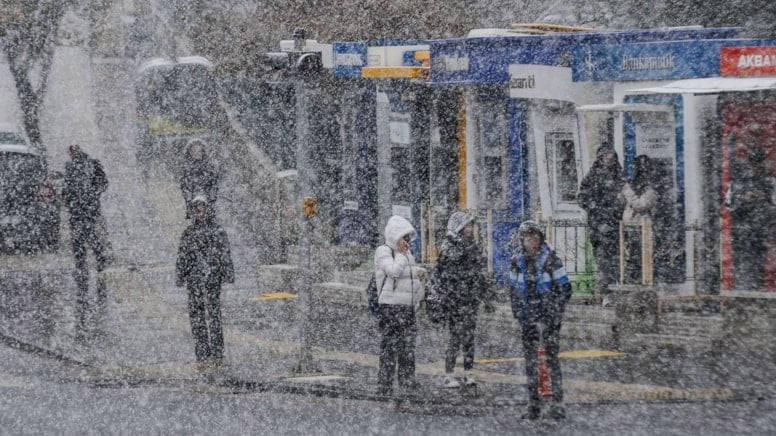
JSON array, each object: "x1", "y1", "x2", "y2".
[
  {"x1": 545, "y1": 132, "x2": 578, "y2": 207},
  {"x1": 477, "y1": 98, "x2": 508, "y2": 209}
]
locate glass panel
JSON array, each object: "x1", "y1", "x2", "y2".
[
  {"x1": 391, "y1": 147, "x2": 411, "y2": 202},
  {"x1": 546, "y1": 132, "x2": 578, "y2": 206}
]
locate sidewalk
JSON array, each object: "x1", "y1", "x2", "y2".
[{"x1": 0, "y1": 258, "x2": 755, "y2": 413}]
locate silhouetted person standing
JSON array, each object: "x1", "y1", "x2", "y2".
[
  {"x1": 62, "y1": 144, "x2": 110, "y2": 338},
  {"x1": 176, "y1": 196, "x2": 234, "y2": 364},
  {"x1": 579, "y1": 145, "x2": 625, "y2": 306}
]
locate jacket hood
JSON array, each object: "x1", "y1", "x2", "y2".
[
  {"x1": 384, "y1": 215, "x2": 416, "y2": 250},
  {"x1": 596, "y1": 145, "x2": 616, "y2": 160},
  {"x1": 446, "y1": 211, "x2": 473, "y2": 237}
]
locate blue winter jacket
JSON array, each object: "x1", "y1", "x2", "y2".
[{"x1": 508, "y1": 243, "x2": 572, "y2": 326}]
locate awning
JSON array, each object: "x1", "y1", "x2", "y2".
[
  {"x1": 626, "y1": 77, "x2": 776, "y2": 95},
  {"x1": 576, "y1": 103, "x2": 673, "y2": 113}
]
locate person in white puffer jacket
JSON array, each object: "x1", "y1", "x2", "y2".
[{"x1": 374, "y1": 215, "x2": 426, "y2": 395}]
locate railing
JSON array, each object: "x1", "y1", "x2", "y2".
[
  {"x1": 417, "y1": 208, "x2": 665, "y2": 294},
  {"x1": 542, "y1": 217, "x2": 596, "y2": 293}
]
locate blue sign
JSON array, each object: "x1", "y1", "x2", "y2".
[
  {"x1": 333, "y1": 42, "x2": 367, "y2": 78},
  {"x1": 572, "y1": 39, "x2": 776, "y2": 82},
  {"x1": 429, "y1": 28, "x2": 740, "y2": 86}
]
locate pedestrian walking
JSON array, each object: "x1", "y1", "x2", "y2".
[
  {"x1": 621, "y1": 155, "x2": 659, "y2": 284},
  {"x1": 62, "y1": 144, "x2": 111, "y2": 338},
  {"x1": 180, "y1": 139, "x2": 219, "y2": 220},
  {"x1": 726, "y1": 138, "x2": 773, "y2": 290},
  {"x1": 176, "y1": 196, "x2": 234, "y2": 365},
  {"x1": 578, "y1": 145, "x2": 625, "y2": 306},
  {"x1": 433, "y1": 212, "x2": 495, "y2": 388},
  {"x1": 509, "y1": 220, "x2": 572, "y2": 420},
  {"x1": 374, "y1": 215, "x2": 426, "y2": 395}
]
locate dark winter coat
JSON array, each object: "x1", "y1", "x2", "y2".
[
  {"x1": 509, "y1": 243, "x2": 572, "y2": 326},
  {"x1": 176, "y1": 217, "x2": 234, "y2": 286},
  {"x1": 435, "y1": 234, "x2": 492, "y2": 317},
  {"x1": 63, "y1": 151, "x2": 107, "y2": 222},
  {"x1": 578, "y1": 151, "x2": 626, "y2": 234},
  {"x1": 180, "y1": 158, "x2": 219, "y2": 207}
]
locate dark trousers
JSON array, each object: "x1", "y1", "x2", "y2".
[
  {"x1": 71, "y1": 216, "x2": 109, "y2": 275},
  {"x1": 590, "y1": 226, "x2": 619, "y2": 295},
  {"x1": 187, "y1": 280, "x2": 224, "y2": 361},
  {"x1": 445, "y1": 310, "x2": 476, "y2": 373},
  {"x1": 378, "y1": 304, "x2": 417, "y2": 389},
  {"x1": 732, "y1": 214, "x2": 768, "y2": 290},
  {"x1": 521, "y1": 321, "x2": 564, "y2": 405},
  {"x1": 624, "y1": 226, "x2": 643, "y2": 284},
  {"x1": 71, "y1": 216, "x2": 109, "y2": 336}
]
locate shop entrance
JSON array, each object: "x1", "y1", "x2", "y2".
[{"x1": 721, "y1": 95, "x2": 776, "y2": 291}]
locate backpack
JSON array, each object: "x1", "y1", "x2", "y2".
[
  {"x1": 92, "y1": 159, "x2": 108, "y2": 195},
  {"x1": 366, "y1": 246, "x2": 394, "y2": 317}
]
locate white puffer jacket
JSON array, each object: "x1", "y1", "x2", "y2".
[{"x1": 374, "y1": 215, "x2": 426, "y2": 308}]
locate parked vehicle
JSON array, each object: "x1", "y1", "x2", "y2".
[{"x1": 0, "y1": 124, "x2": 61, "y2": 253}]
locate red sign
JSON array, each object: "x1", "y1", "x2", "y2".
[{"x1": 721, "y1": 46, "x2": 776, "y2": 76}]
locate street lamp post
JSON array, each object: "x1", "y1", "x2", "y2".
[{"x1": 292, "y1": 28, "x2": 322, "y2": 374}]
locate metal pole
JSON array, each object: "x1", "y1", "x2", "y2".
[{"x1": 293, "y1": 65, "x2": 320, "y2": 374}]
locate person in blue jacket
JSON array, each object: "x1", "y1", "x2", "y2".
[{"x1": 509, "y1": 220, "x2": 572, "y2": 420}]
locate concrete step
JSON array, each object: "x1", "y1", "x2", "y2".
[
  {"x1": 658, "y1": 312, "x2": 724, "y2": 338},
  {"x1": 333, "y1": 270, "x2": 372, "y2": 288},
  {"x1": 619, "y1": 333, "x2": 715, "y2": 353},
  {"x1": 257, "y1": 264, "x2": 300, "y2": 293},
  {"x1": 565, "y1": 304, "x2": 616, "y2": 324}
]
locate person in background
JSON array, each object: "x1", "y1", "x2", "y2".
[
  {"x1": 176, "y1": 196, "x2": 234, "y2": 366},
  {"x1": 578, "y1": 145, "x2": 626, "y2": 306},
  {"x1": 62, "y1": 144, "x2": 111, "y2": 339},
  {"x1": 621, "y1": 155, "x2": 659, "y2": 284},
  {"x1": 509, "y1": 220, "x2": 572, "y2": 420},
  {"x1": 434, "y1": 212, "x2": 495, "y2": 388},
  {"x1": 374, "y1": 215, "x2": 426, "y2": 396},
  {"x1": 180, "y1": 139, "x2": 219, "y2": 219},
  {"x1": 727, "y1": 137, "x2": 773, "y2": 290}
]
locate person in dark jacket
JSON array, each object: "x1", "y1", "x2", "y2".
[
  {"x1": 509, "y1": 220, "x2": 572, "y2": 420},
  {"x1": 578, "y1": 145, "x2": 625, "y2": 306},
  {"x1": 63, "y1": 144, "x2": 110, "y2": 272},
  {"x1": 180, "y1": 139, "x2": 219, "y2": 219},
  {"x1": 62, "y1": 144, "x2": 111, "y2": 337},
  {"x1": 434, "y1": 212, "x2": 495, "y2": 388},
  {"x1": 176, "y1": 196, "x2": 234, "y2": 364},
  {"x1": 727, "y1": 139, "x2": 773, "y2": 290}
]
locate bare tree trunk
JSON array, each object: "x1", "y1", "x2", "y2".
[{"x1": 2, "y1": 1, "x2": 69, "y2": 151}]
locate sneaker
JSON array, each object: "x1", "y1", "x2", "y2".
[
  {"x1": 463, "y1": 373, "x2": 476, "y2": 386},
  {"x1": 521, "y1": 405, "x2": 541, "y2": 420},
  {"x1": 602, "y1": 295, "x2": 613, "y2": 307},
  {"x1": 548, "y1": 404, "x2": 566, "y2": 419},
  {"x1": 400, "y1": 380, "x2": 421, "y2": 391},
  {"x1": 442, "y1": 374, "x2": 460, "y2": 388}
]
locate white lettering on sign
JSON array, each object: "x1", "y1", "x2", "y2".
[
  {"x1": 439, "y1": 55, "x2": 470, "y2": 72},
  {"x1": 621, "y1": 53, "x2": 675, "y2": 71},
  {"x1": 737, "y1": 54, "x2": 776, "y2": 68},
  {"x1": 335, "y1": 53, "x2": 363, "y2": 66}
]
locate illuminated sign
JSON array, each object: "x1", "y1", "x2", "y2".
[
  {"x1": 721, "y1": 46, "x2": 776, "y2": 76},
  {"x1": 509, "y1": 65, "x2": 575, "y2": 101}
]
